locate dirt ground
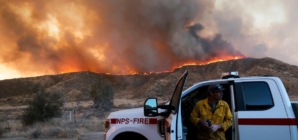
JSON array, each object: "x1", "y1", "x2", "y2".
[{"x1": 1, "y1": 132, "x2": 104, "y2": 140}]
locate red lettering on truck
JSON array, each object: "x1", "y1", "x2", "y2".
[{"x1": 110, "y1": 118, "x2": 158, "y2": 124}]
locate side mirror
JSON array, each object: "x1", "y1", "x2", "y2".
[{"x1": 144, "y1": 98, "x2": 158, "y2": 117}]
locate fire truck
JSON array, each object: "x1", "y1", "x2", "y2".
[{"x1": 104, "y1": 70, "x2": 298, "y2": 140}]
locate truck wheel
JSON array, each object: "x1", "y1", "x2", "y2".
[{"x1": 113, "y1": 132, "x2": 147, "y2": 140}]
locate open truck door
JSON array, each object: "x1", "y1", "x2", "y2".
[{"x1": 144, "y1": 70, "x2": 188, "y2": 140}]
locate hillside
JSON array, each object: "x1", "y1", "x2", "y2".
[{"x1": 0, "y1": 57, "x2": 298, "y2": 106}]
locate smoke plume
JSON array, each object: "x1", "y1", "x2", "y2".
[{"x1": 0, "y1": 0, "x2": 244, "y2": 76}]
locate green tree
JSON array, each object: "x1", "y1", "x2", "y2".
[
  {"x1": 22, "y1": 91, "x2": 63, "y2": 126},
  {"x1": 90, "y1": 78, "x2": 114, "y2": 111}
]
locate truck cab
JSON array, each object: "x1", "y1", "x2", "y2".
[{"x1": 144, "y1": 70, "x2": 298, "y2": 140}]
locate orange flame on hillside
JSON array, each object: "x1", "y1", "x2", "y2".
[
  {"x1": 179, "y1": 56, "x2": 243, "y2": 67},
  {"x1": 102, "y1": 55, "x2": 245, "y2": 76},
  {"x1": 0, "y1": 1, "x2": 246, "y2": 78}
]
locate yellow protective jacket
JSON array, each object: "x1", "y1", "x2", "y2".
[{"x1": 189, "y1": 98, "x2": 233, "y2": 140}]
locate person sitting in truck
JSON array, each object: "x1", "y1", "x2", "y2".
[{"x1": 189, "y1": 83, "x2": 233, "y2": 140}]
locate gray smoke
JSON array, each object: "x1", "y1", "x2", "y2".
[{"x1": 0, "y1": 0, "x2": 245, "y2": 76}]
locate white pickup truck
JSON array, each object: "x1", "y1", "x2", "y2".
[{"x1": 104, "y1": 70, "x2": 298, "y2": 140}]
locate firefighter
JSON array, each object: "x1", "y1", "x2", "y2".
[{"x1": 189, "y1": 84, "x2": 232, "y2": 140}]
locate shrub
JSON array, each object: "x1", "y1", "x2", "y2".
[
  {"x1": 31, "y1": 129, "x2": 42, "y2": 138},
  {"x1": 90, "y1": 78, "x2": 114, "y2": 111},
  {"x1": 0, "y1": 127, "x2": 3, "y2": 137},
  {"x1": 21, "y1": 91, "x2": 63, "y2": 126}
]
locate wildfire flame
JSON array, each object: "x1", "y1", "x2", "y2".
[
  {"x1": 180, "y1": 56, "x2": 244, "y2": 67},
  {"x1": 174, "y1": 55, "x2": 245, "y2": 71},
  {"x1": 103, "y1": 55, "x2": 245, "y2": 75},
  {"x1": 0, "y1": 1, "x2": 246, "y2": 78}
]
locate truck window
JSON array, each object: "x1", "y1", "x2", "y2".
[{"x1": 235, "y1": 82, "x2": 274, "y2": 111}]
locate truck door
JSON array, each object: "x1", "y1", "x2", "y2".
[
  {"x1": 164, "y1": 70, "x2": 188, "y2": 140},
  {"x1": 234, "y1": 79, "x2": 292, "y2": 140}
]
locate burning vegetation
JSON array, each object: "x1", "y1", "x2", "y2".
[{"x1": 0, "y1": 0, "x2": 245, "y2": 77}]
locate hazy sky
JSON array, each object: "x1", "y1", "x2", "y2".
[{"x1": 0, "y1": 0, "x2": 297, "y2": 80}]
